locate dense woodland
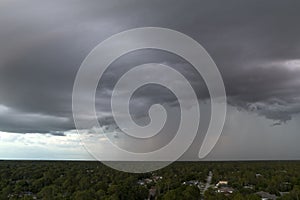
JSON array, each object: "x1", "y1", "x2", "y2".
[{"x1": 1, "y1": 161, "x2": 300, "y2": 199}]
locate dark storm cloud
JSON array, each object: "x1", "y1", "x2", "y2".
[
  {"x1": 0, "y1": 0, "x2": 300, "y2": 133},
  {"x1": 0, "y1": 105, "x2": 72, "y2": 133}
]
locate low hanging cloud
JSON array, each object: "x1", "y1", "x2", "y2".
[
  {"x1": 226, "y1": 60, "x2": 300, "y2": 124},
  {"x1": 0, "y1": 105, "x2": 72, "y2": 133}
]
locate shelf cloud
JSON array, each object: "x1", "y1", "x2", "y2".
[{"x1": 0, "y1": 0, "x2": 300, "y2": 140}]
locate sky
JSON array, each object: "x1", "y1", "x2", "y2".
[{"x1": 0, "y1": 0, "x2": 300, "y2": 160}]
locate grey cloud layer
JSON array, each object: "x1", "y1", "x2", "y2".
[{"x1": 0, "y1": 0, "x2": 300, "y2": 133}]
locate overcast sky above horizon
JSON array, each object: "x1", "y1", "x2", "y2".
[{"x1": 0, "y1": 0, "x2": 300, "y2": 160}]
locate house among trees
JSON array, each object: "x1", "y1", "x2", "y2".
[
  {"x1": 148, "y1": 186, "x2": 157, "y2": 200},
  {"x1": 255, "y1": 191, "x2": 277, "y2": 200},
  {"x1": 217, "y1": 186, "x2": 234, "y2": 195},
  {"x1": 216, "y1": 180, "x2": 228, "y2": 187},
  {"x1": 183, "y1": 180, "x2": 199, "y2": 186}
]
